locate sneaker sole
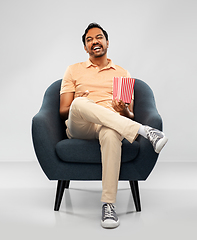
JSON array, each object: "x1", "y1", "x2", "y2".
[
  {"x1": 155, "y1": 136, "x2": 168, "y2": 153},
  {"x1": 101, "y1": 219, "x2": 120, "y2": 229}
]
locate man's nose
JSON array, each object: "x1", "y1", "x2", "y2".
[{"x1": 92, "y1": 38, "x2": 99, "y2": 44}]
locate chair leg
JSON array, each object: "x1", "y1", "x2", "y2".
[
  {"x1": 65, "y1": 180, "x2": 70, "y2": 189},
  {"x1": 129, "y1": 181, "x2": 141, "y2": 212},
  {"x1": 54, "y1": 180, "x2": 70, "y2": 211}
]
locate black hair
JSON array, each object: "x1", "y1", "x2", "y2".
[{"x1": 82, "y1": 23, "x2": 108, "y2": 46}]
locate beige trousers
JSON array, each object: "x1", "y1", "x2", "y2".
[{"x1": 66, "y1": 97, "x2": 141, "y2": 203}]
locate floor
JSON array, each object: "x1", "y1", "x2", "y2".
[{"x1": 0, "y1": 161, "x2": 196, "y2": 240}]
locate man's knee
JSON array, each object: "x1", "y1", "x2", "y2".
[
  {"x1": 70, "y1": 97, "x2": 88, "y2": 112},
  {"x1": 72, "y1": 96, "x2": 87, "y2": 105},
  {"x1": 71, "y1": 97, "x2": 94, "y2": 109},
  {"x1": 99, "y1": 127, "x2": 123, "y2": 144}
]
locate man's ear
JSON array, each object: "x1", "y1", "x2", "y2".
[
  {"x1": 107, "y1": 40, "x2": 109, "y2": 48},
  {"x1": 84, "y1": 45, "x2": 88, "y2": 53}
]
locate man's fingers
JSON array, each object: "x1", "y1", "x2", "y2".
[
  {"x1": 76, "y1": 90, "x2": 89, "y2": 98},
  {"x1": 83, "y1": 90, "x2": 89, "y2": 97}
]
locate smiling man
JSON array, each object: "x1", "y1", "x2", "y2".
[
  {"x1": 84, "y1": 28, "x2": 108, "y2": 60},
  {"x1": 60, "y1": 23, "x2": 168, "y2": 229}
]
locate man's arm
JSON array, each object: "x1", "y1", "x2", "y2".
[
  {"x1": 112, "y1": 99, "x2": 134, "y2": 120},
  {"x1": 59, "y1": 91, "x2": 90, "y2": 120},
  {"x1": 59, "y1": 92, "x2": 75, "y2": 120}
]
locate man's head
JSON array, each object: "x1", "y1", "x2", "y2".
[
  {"x1": 82, "y1": 23, "x2": 108, "y2": 46},
  {"x1": 82, "y1": 23, "x2": 109, "y2": 59}
]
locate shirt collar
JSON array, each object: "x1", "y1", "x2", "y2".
[{"x1": 85, "y1": 58, "x2": 116, "y2": 70}]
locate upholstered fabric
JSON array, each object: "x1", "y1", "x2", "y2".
[{"x1": 55, "y1": 139, "x2": 139, "y2": 164}]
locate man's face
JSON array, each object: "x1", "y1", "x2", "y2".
[{"x1": 84, "y1": 28, "x2": 109, "y2": 58}]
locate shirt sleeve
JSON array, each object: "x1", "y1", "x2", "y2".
[{"x1": 60, "y1": 66, "x2": 75, "y2": 95}]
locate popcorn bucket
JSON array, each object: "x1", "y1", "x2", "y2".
[{"x1": 113, "y1": 77, "x2": 135, "y2": 103}]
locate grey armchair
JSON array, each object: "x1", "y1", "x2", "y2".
[{"x1": 32, "y1": 78, "x2": 162, "y2": 212}]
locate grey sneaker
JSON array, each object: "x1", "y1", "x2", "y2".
[
  {"x1": 101, "y1": 203, "x2": 120, "y2": 229},
  {"x1": 145, "y1": 126, "x2": 168, "y2": 153}
]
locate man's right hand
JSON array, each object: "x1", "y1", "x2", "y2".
[
  {"x1": 75, "y1": 90, "x2": 89, "y2": 98},
  {"x1": 59, "y1": 90, "x2": 90, "y2": 120}
]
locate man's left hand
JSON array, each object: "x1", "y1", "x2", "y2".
[
  {"x1": 112, "y1": 99, "x2": 126, "y2": 113},
  {"x1": 112, "y1": 99, "x2": 134, "y2": 119}
]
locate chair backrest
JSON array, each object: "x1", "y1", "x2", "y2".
[
  {"x1": 40, "y1": 79, "x2": 62, "y2": 114},
  {"x1": 41, "y1": 79, "x2": 66, "y2": 134}
]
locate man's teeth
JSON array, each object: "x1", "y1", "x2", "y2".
[{"x1": 94, "y1": 46, "x2": 101, "y2": 50}]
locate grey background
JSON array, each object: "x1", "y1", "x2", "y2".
[{"x1": 0, "y1": 0, "x2": 196, "y2": 162}]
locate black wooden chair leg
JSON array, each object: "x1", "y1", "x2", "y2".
[
  {"x1": 129, "y1": 181, "x2": 141, "y2": 212},
  {"x1": 54, "y1": 180, "x2": 70, "y2": 211}
]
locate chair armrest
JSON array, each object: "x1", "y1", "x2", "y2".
[
  {"x1": 32, "y1": 109, "x2": 66, "y2": 179},
  {"x1": 136, "y1": 110, "x2": 163, "y2": 131},
  {"x1": 133, "y1": 79, "x2": 163, "y2": 129}
]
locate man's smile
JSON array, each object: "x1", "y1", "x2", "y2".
[{"x1": 92, "y1": 44, "x2": 102, "y2": 51}]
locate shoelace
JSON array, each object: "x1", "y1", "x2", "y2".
[
  {"x1": 104, "y1": 204, "x2": 116, "y2": 219},
  {"x1": 147, "y1": 129, "x2": 161, "y2": 146}
]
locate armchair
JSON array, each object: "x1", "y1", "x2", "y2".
[{"x1": 32, "y1": 78, "x2": 162, "y2": 212}]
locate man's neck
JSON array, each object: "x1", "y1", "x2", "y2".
[{"x1": 89, "y1": 55, "x2": 109, "y2": 70}]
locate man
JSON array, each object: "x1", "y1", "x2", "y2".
[{"x1": 59, "y1": 23, "x2": 168, "y2": 229}]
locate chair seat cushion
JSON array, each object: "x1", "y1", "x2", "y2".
[{"x1": 55, "y1": 138, "x2": 139, "y2": 164}]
